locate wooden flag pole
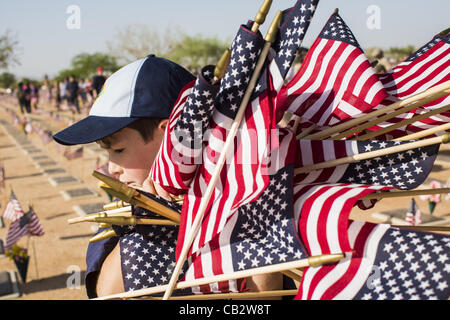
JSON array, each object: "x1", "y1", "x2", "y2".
[
  {"x1": 303, "y1": 80, "x2": 450, "y2": 140},
  {"x1": 31, "y1": 238, "x2": 40, "y2": 280},
  {"x1": 95, "y1": 253, "x2": 345, "y2": 300},
  {"x1": 394, "y1": 123, "x2": 450, "y2": 141},
  {"x1": 296, "y1": 124, "x2": 317, "y2": 139},
  {"x1": 355, "y1": 103, "x2": 450, "y2": 140},
  {"x1": 162, "y1": 11, "x2": 283, "y2": 300},
  {"x1": 390, "y1": 225, "x2": 450, "y2": 233},
  {"x1": 128, "y1": 289, "x2": 298, "y2": 300},
  {"x1": 330, "y1": 88, "x2": 450, "y2": 140},
  {"x1": 294, "y1": 133, "x2": 450, "y2": 175},
  {"x1": 361, "y1": 187, "x2": 450, "y2": 200},
  {"x1": 280, "y1": 268, "x2": 303, "y2": 283},
  {"x1": 79, "y1": 216, "x2": 179, "y2": 226}
]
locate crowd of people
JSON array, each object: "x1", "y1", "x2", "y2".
[{"x1": 14, "y1": 67, "x2": 107, "y2": 115}]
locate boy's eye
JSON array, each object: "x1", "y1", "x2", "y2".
[{"x1": 113, "y1": 148, "x2": 125, "y2": 154}]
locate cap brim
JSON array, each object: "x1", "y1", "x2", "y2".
[{"x1": 53, "y1": 116, "x2": 137, "y2": 146}]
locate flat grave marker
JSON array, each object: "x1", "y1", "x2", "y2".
[
  {"x1": 60, "y1": 187, "x2": 98, "y2": 200},
  {"x1": 48, "y1": 176, "x2": 80, "y2": 187},
  {"x1": 0, "y1": 271, "x2": 20, "y2": 300}
]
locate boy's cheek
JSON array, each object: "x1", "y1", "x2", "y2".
[{"x1": 122, "y1": 168, "x2": 151, "y2": 186}]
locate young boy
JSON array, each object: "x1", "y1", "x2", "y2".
[
  {"x1": 53, "y1": 54, "x2": 283, "y2": 298},
  {"x1": 54, "y1": 55, "x2": 195, "y2": 297}
]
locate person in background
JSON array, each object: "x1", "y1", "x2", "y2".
[
  {"x1": 92, "y1": 67, "x2": 106, "y2": 98},
  {"x1": 16, "y1": 81, "x2": 26, "y2": 114},
  {"x1": 30, "y1": 83, "x2": 39, "y2": 112},
  {"x1": 79, "y1": 78, "x2": 88, "y2": 109},
  {"x1": 22, "y1": 81, "x2": 32, "y2": 114},
  {"x1": 55, "y1": 80, "x2": 61, "y2": 111},
  {"x1": 66, "y1": 75, "x2": 80, "y2": 114},
  {"x1": 60, "y1": 78, "x2": 68, "y2": 107}
]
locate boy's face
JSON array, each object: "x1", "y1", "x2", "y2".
[{"x1": 98, "y1": 125, "x2": 164, "y2": 188}]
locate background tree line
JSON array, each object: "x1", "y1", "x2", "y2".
[{"x1": 0, "y1": 25, "x2": 424, "y2": 89}]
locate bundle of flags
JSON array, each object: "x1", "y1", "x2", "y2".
[
  {"x1": 105, "y1": 0, "x2": 450, "y2": 300},
  {"x1": 2, "y1": 192, "x2": 45, "y2": 251}
]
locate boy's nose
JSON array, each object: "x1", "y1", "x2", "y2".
[{"x1": 108, "y1": 161, "x2": 123, "y2": 178}]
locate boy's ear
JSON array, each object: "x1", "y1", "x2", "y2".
[{"x1": 158, "y1": 119, "x2": 169, "y2": 131}]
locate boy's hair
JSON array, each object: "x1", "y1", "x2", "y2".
[
  {"x1": 127, "y1": 117, "x2": 162, "y2": 142},
  {"x1": 97, "y1": 117, "x2": 162, "y2": 148}
]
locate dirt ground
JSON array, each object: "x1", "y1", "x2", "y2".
[{"x1": 0, "y1": 94, "x2": 449, "y2": 300}]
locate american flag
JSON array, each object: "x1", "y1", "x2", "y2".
[
  {"x1": 296, "y1": 220, "x2": 450, "y2": 300},
  {"x1": 110, "y1": 191, "x2": 239, "y2": 295},
  {"x1": 118, "y1": 226, "x2": 193, "y2": 296},
  {"x1": 150, "y1": 66, "x2": 220, "y2": 195},
  {"x1": 292, "y1": 138, "x2": 440, "y2": 260},
  {"x1": 366, "y1": 33, "x2": 450, "y2": 138},
  {"x1": 175, "y1": 22, "x2": 268, "y2": 259},
  {"x1": 276, "y1": 11, "x2": 388, "y2": 127},
  {"x1": 2, "y1": 191, "x2": 24, "y2": 222},
  {"x1": 175, "y1": 0, "x2": 319, "y2": 259},
  {"x1": 380, "y1": 33, "x2": 450, "y2": 100},
  {"x1": 182, "y1": 164, "x2": 308, "y2": 294},
  {"x1": 295, "y1": 138, "x2": 441, "y2": 190},
  {"x1": 5, "y1": 207, "x2": 45, "y2": 250},
  {"x1": 63, "y1": 146, "x2": 83, "y2": 160},
  {"x1": 294, "y1": 183, "x2": 390, "y2": 257},
  {"x1": 405, "y1": 198, "x2": 422, "y2": 226},
  {"x1": 263, "y1": 0, "x2": 319, "y2": 93}
]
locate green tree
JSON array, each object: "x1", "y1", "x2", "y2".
[
  {"x1": 0, "y1": 30, "x2": 20, "y2": 70},
  {"x1": 167, "y1": 35, "x2": 229, "y2": 71},
  {"x1": 0, "y1": 72, "x2": 16, "y2": 88},
  {"x1": 71, "y1": 52, "x2": 120, "y2": 76},
  {"x1": 56, "y1": 52, "x2": 120, "y2": 80},
  {"x1": 386, "y1": 45, "x2": 416, "y2": 60},
  {"x1": 106, "y1": 25, "x2": 229, "y2": 71}
]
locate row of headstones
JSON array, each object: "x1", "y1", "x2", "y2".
[
  {"x1": 0, "y1": 119, "x2": 106, "y2": 299},
  {"x1": 0, "y1": 119, "x2": 25, "y2": 298}
]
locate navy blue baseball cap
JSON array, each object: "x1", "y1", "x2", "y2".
[{"x1": 53, "y1": 54, "x2": 195, "y2": 145}]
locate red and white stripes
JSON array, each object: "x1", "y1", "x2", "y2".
[{"x1": 278, "y1": 37, "x2": 387, "y2": 126}]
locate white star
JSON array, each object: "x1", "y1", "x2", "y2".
[{"x1": 437, "y1": 281, "x2": 448, "y2": 291}]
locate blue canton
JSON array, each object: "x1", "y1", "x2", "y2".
[
  {"x1": 340, "y1": 140, "x2": 440, "y2": 190},
  {"x1": 354, "y1": 227, "x2": 450, "y2": 300},
  {"x1": 230, "y1": 165, "x2": 307, "y2": 271},
  {"x1": 319, "y1": 12, "x2": 360, "y2": 48}
]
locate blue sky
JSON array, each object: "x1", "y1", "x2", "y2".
[{"x1": 1, "y1": 0, "x2": 449, "y2": 79}]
